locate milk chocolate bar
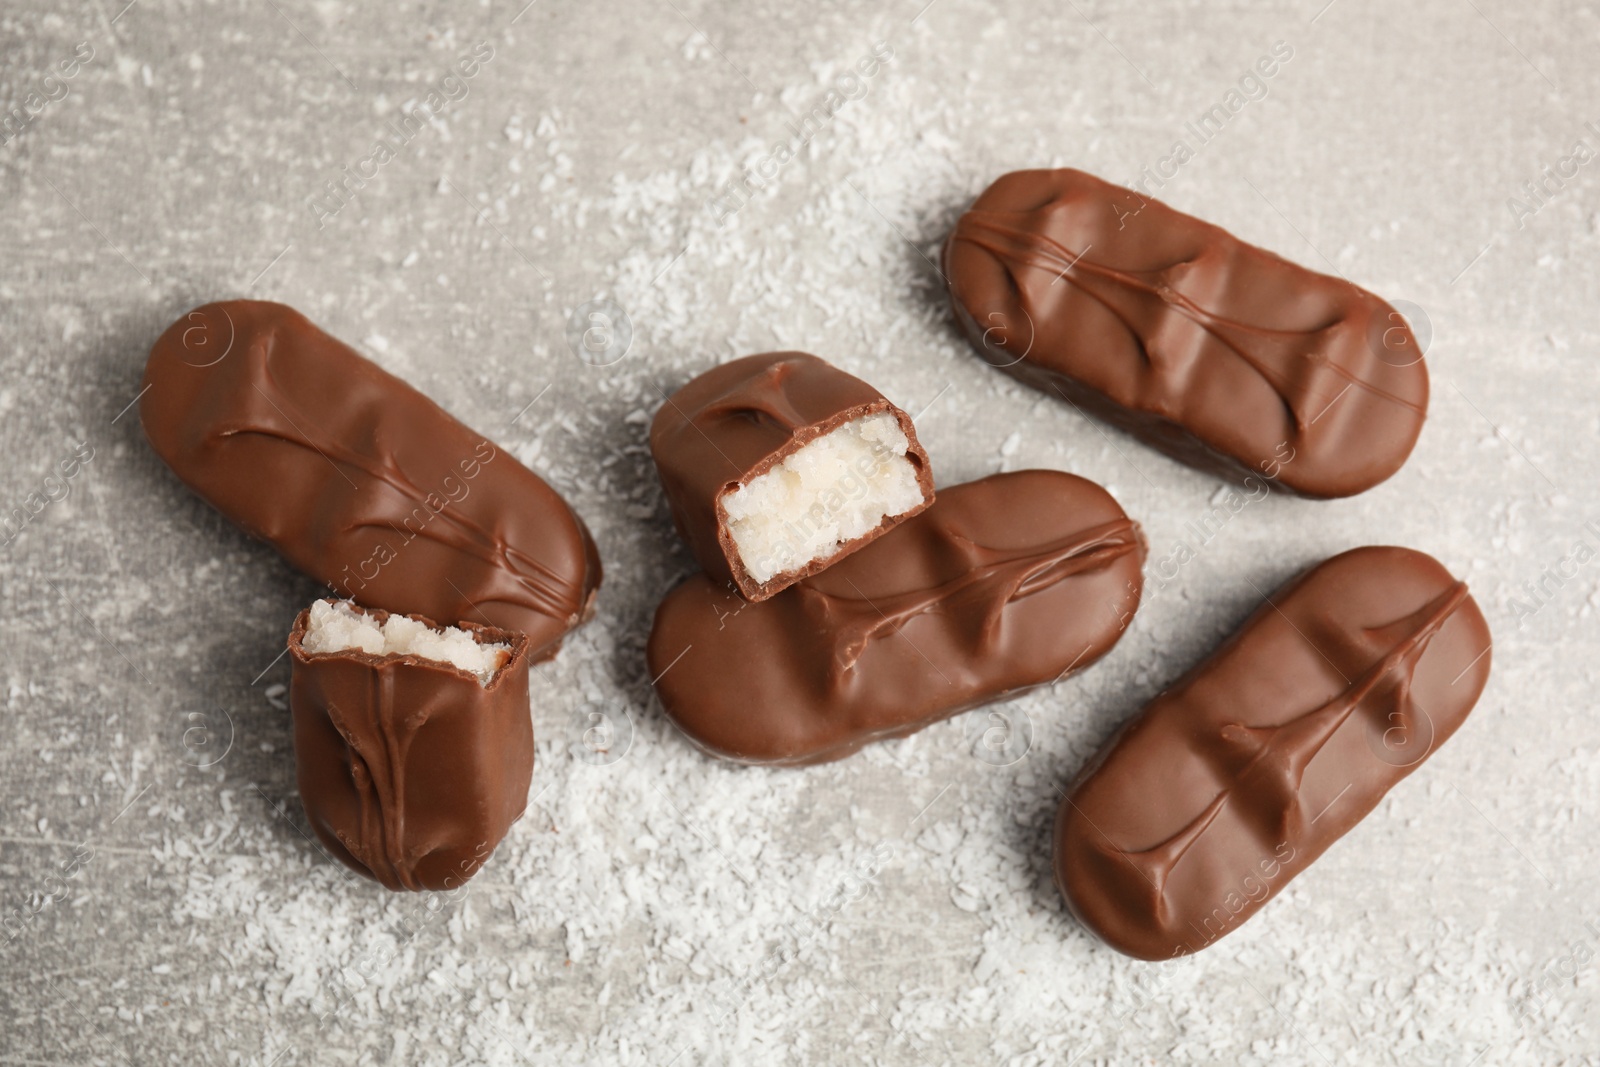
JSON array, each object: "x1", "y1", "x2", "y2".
[
  {"x1": 647, "y1": 470, "x2": 1144, "y2": 765},
  {"x1": 650, "y1": 352, "x2": 935, "y2": 602},
  {"x1": 141, "y1": 301, "x2": 602, "y2": 660},
  {"x1": 1054, "y1": 546, "x2": 1491, "y2": 960},
  {"x1": 289, "y1": 600, "x2": 533, "y2": 891},
  {"x1": 944, "y1": 169, "x2": 1429, "y2": 498}
]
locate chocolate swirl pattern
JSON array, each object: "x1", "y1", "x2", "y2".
[
  {"x1": 288, "y1": 605, "x2": 534, "y2": 892},
  {"x1": 944, "y1": 169, "x2": 1430, "y2": 498},
  {"x1": 1055, "y1": 546, "x2": 1492, "y2": 960},
  {"x1": 800, "y1": 518, "x2": 1141, "y2": 682},
  {"x1": 142, "y1": 301, "x2": 601, "y2": 659},
  {"x1": 647, "y1": 471, "x2": 1145, "y2": 766}
]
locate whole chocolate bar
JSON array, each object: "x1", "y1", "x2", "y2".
[
  {"x1": 650, "y1": 352, "x2": 935, "y2": 602},
  {"x1": 1054, "y1": 546, "x2": 1491, "y2": 960},
  {"x1": 944, "y1": 169, "x2": 1428, "y2": 498},
  {"x1": 647, "y1": 470, "x2": 1144, "y2": 765},
  {"x1": 289, "y1": 600, "x2": 533, "y2": 891},
  {"x1": 141, "y1": 301, "x2": 601, "y2": 660}
]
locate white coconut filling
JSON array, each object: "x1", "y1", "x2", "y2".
[
  {"x1": 721, "y1": 412, "x2": 925, "y2": 585},
  {"x1": 301, "y1": 599, "x2": 511, "y2": 686}
]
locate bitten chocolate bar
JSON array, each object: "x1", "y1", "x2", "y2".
[
  {"x1": 650, "y1": 352, "x2": 935, "y2": 602},
  {"x1": 647, "y1": 470, "x2": 1144, "y2": 765},
  {"x1": 944, "y1": 169, "x2": 1429, "y2": 498},
  {"x1": 289, "y1": 600, "x2": 534, "y2": 892},
  {"x1": 142, "y1": 300, "x2": 602, "y2": 661},
  {"x1": 1054, "y1": 546, "x2": 1491, "y2": 960}
]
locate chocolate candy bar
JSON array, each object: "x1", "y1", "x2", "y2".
[
  {"x1": 1054, "y1": 546, "x2": 1491, "y2": 960},
  {"x1": 944, "y1": 169, "x2": 1428, "y2": 498},
  {"x1": 647, "y1": 470, "x2": 1144, "y2": 765},
  {"x1": 650, "y1": 352, "x2": 935, "y2": 602},
  {"x1": 289, "y1": 599, "x2": 533, "y2": 891},
  {"x1": 141, "y1": 301, "x2": 602, "y2": 660}
]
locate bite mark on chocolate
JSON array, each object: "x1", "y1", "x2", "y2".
[
  {"x1": 289, "y1": 601, "x2": 535, "y2": 893},
  {"x1": 648, "y1": 470, "x2": 1146, "y2": 766},
  {"x1": 651, "y1": 352, "x2": 935, "y2": 601}
]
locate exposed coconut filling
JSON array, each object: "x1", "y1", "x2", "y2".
[
  {"x1": 300, "y1": 599, "x2": 511, "y2": 686},
  {"x1": 721, "y1": 412, "x2": 926, "y2": 585}
]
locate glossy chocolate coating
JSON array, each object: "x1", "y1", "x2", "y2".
[
  {"x1": 944, "y1": 169, "x2": 1429, "y2": 498},
  {"x1": 647, "y1": 470, "x2": 1144, "y2": 765},
  {"x1": 288, "y1": 603, "x2": 533, "y2": 892},
  {"x1": 650, "y1": 352, "x2": 935, "y2": 601},
  {"x1": 1054, "y1": 546, "x2": 1491, "y2": 960},
  {"x1": 141, "y1": 301, "x2": 601, "y2": 660}
]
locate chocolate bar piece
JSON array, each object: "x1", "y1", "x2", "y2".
[
  {"x1": 650, "y1": 352, "x2": 935, "y2": 602},
  {"x1": 647, "y1": 470, "x2": 1144, "y2": 765},
  {"x1": 289, "y1": 600, "x2": 533, "y2": 891},
  {"x1": 142, "y1": 301, "x2": 602, "y2": 660},
  {"x1": 1054, "y1": 546, "x2": 1491, "y2": 960},
  {"x1": 944, "y1": 169, "x2": 1429, "y2": 498}
]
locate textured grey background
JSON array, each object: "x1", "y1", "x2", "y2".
[{"x1": 2, "y1": 1, "x2": 1598, "y2": 1064}]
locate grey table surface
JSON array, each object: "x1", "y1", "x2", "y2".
[{"x1": 3, "y1": 1, "x2": 1598, "y2": 1064}]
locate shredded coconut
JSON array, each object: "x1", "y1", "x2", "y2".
[
  {"x1": 300, "y1": 600, "x2": 511, "y2": 685},
  {"x1": 18, "y1": 11, "x2": 1577, "y2": 1067},
  {"x1": 722, "y1": 412, "x2": 925, "y2": 583}
]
